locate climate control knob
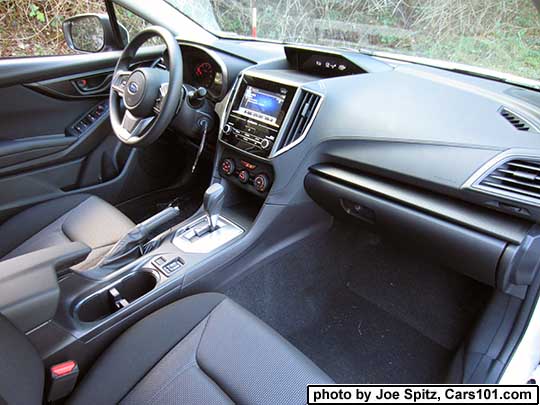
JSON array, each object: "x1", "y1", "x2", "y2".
[
  {"x1": 238, "y1": 170, "x2": 250, "y2": 184},
  {"x1": 221, "y1": 159, "x2": 235, "y2": 176},
  {"x1": 254, "y1": 174, "x2": 270, "y2": 193}
]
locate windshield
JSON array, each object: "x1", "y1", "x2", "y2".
[{"x1": 166, "y1": 0, "x2": 540, "y2": 83}]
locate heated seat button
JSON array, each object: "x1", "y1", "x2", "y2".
[{"x1": 238, "y1": 170, "x2": 249, "y2": 184}]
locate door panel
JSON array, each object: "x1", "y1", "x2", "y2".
[
  {"x1": 0, "y1": 49, "x2": 159, "y2": 88},
  {"x1": 26, "y1": 70, "x2": 113, "y2": 100},
  {"x1": 0, "y1": 135, "x2": 75, "y2": 168},
  {"x1": 0, "y1": 48, "x2": 164, "y2": 223},
  {"x1": 0, "y1": 85, "x2": 99, "y2": 141}
]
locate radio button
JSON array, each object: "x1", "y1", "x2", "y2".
[
  {"x1": 222, "y1": 124, "x2": 232, "y2": 135},
  {"x1": 260, "y1": 139, "x2": 271, "y2": 150}
]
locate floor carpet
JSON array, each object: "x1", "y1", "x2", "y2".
[{"x1": 225, "y1": 221, "x2": 492, "y2": 383}]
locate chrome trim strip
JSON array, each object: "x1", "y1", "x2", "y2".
[
  {"x1": 272, "y1": 88, "x2": 324, "y2": 157},
  {"x1": 462, "y1": 149, "x2": 540, "y2": 207},
  {"x1": 172, "y1": 215, "x2": 244, "y2": 254}
]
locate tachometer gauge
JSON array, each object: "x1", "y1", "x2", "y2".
[{"x1": 194, "y1": 62, "x2": 215, "y2": 88}]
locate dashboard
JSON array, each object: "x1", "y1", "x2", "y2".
[
  {"x1": 207, "y1": 42, "x2": 540, "y2": 293},
  {"x1": 154, "y1": 39, "x2": 540, "y2": 229},
  {"x1": 214, "y1": 44, "x2": 540, "y2": 223}
]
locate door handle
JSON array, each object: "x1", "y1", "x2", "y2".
[{"x1": 73, "y1": 73, "x2": 113, "y2": 95}]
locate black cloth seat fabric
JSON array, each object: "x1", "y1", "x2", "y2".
[
  {"x1": 0, "y1": 194, "x2": 134, "y2": 268},
  {"x1": 0, "y1": 293, "x2": 333, "y2": 405}
]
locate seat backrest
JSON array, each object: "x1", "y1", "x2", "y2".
[{"x1": 0, "y1": 314, "x2": 44, "y2": 405}]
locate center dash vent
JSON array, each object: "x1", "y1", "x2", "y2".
[
  {"x1": 275, "y1": 90, "x2": 322, "y2": 153},
  {"x1": 477, "y1": 158, "x2": 540, "y2": 202},
  {"x1": 500, "y1": 108, "x2": 536, "y2": 132}
]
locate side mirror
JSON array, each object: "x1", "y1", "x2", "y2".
[{"x1": 63, "y1": 13, "x2": 129, "y2": 53}]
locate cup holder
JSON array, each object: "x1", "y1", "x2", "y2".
[{"x1": 76, "y1": 271, "x2": 158, "y2": 323}]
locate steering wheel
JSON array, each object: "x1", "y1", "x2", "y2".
[{"x1": 110, "y1": 26, "x2": 183, "y2": 147}]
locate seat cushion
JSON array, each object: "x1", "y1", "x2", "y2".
[
  {"x1": 0, "y1": 194, "x2": 134, "y2": 268},
  {"x1": 69, "y1": 293, "x2": 333, "y2": 405}
]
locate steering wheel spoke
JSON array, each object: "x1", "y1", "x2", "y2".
[
  {"x1": 118, "y1": 111, "x2": 155, "y2": 142},
  {"x1": 153, "y1": 83, "x2": 169, "y2": 114},
  {"x1": 111, "y1": 70, "x2": 131, "y2": 97}
]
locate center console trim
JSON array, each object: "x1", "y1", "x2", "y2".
[
  {"x1": 172, "y1": 215, "x2": 244, "y2": 254},
  {"x1": 73, "y1": 268, "x2": 161, "y2": 324}
]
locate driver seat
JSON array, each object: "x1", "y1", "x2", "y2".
[{"x1": 0, "y1": 194, "x2": 134, "y2": 268}]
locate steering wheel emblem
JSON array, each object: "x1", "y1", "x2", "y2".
[{"x1": 128, "y1": 81, "x2": 139, "y2": 94}]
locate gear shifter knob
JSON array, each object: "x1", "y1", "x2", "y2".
[{"x1": 204, "y1": 183, "x2": 225, "y2": 231}]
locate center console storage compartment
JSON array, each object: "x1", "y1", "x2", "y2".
[{"x1": 76, "y1": 270, "x2": 158, "y2": 323}]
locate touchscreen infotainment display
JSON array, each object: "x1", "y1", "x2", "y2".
[{"x1": 237, "y1": 86, "x2": 287, "y2": 126}]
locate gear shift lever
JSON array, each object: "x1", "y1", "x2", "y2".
[{"x1": 204, "y1": 183, "x2": 224, "y2": 231}]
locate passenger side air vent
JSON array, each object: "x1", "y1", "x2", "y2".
[
  {"x1": 500, "y1": 108, "x2": 536, "y2": 132},
  {"x1": 276, "y1": 90, "x2": 322, "y2": 153},
  {"x1": 477, "y1": 158, "x2": 540, "y2": 202}
]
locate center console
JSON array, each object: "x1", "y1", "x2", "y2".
[
  {"x1": 218, "y1": 71, "x2": 323, "y2": 197},
  {"x1": 21, "y1": 66, "x2": 325, "y2": 383}
]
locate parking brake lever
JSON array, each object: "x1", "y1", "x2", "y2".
[{"x1": 98, "y1": 206, "x2": 180, "y2": 267}]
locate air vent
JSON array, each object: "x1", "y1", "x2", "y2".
[
  {"x1": 478, "y1": 159, "x2": 540, "y2": 202},
  {"x1": 276, "y1": 90, "x2": 322, "y2": 152},
  {"x1": 500, "y1": 108, "x2": 535, "y2": 132}
]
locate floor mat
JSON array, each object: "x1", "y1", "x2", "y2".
[{"x1": 224, "y1": 221, "x2": 492, "y2": 383}]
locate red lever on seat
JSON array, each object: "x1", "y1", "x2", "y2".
[{"x1": 51, "y1": 360, "x2": 77, "y2": 378}]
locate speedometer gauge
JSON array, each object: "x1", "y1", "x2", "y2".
[{"x1": 194, "y1": 62, "x2": 215, "y2": 88}]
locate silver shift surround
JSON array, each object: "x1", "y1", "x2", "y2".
[{"x1": 172, "y1": 216, "x2": 244, "y2": 254}]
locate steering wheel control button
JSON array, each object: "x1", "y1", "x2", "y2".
[
  {"x1": 254, "y1": 174, "x2": 270, "y2": 192},
  {"x1": 238, "y1": 170, "x2": 250, "y2": 184},
  {"x1": 221, "y1": 159, "x2": 235, "y2": 176}
]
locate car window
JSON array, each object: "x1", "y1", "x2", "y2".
[
  {"x1": 113, "y1": 4, "x2": 163, "y2": 47},
  {"x1": 168, "y1": 0, "x2": 540, "y2": 85},
  {"x1": 0, "y1": 0, "x2": 107, "y2": 57}
]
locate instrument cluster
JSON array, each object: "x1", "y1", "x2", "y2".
[{"x1": 157, "y1": 44, "x2": 226, "y2": 101}]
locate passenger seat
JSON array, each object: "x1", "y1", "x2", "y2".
[{"x1": 0, "y1": 293, "x2": 333, "y2": 405}]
